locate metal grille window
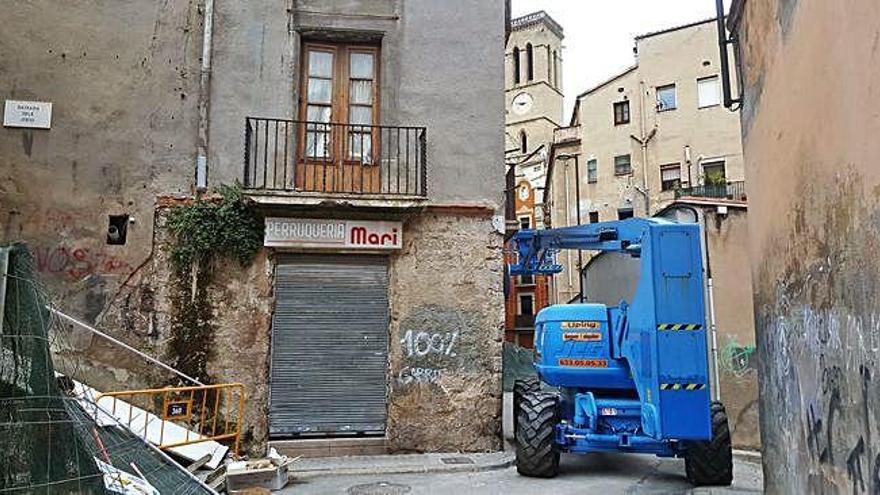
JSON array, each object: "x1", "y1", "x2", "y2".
[
  {"x1": 661, "y1": 163, "x2": 682, "y2": 191},
  {"x1": 613, "y1": 101, "x2": 630, "y2": 125},
  {"x1": 656, "y1": 84, "x2": 677, "y2": 111},
  {"x1": 587, "y1": 158, "x2": 598, "y2": 183},
  {"x1": 614, "y1": 154, "x2": 632, "y2": 176}
]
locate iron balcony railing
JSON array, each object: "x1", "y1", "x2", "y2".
[
  {"x1": 675, "y1": 180, "x2": 747, "y2": 201},
  {"x1": 244, "y1": 117, "x2": 427, "y2": 197}
]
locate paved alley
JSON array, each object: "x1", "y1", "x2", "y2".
[{"x1": 287, "y1": 452, "x2": 763, "y2": 495}]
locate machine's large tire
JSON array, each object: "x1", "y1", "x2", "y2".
[
  {"x1": 512, "y1": 378, "x2": 540, "y2": 434},
  {"x1": 685, "y1": 401, "x2": 733, "y2": 486},
  {"x1": 516, "y1": 390, "x2": 560, "y2": 478}
]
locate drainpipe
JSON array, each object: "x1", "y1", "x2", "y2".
[
  {"x1": 563, "y1": 161, "x2": 574, "y2": 299},
  {"x1": 716, "y1": 0, "x2": 742, "y2": 109},
  {"x1": 196, "y1": 0, "x2": 216, "y2": 193},
  {"x1": 634, "y1": 80, "x2": 654, "y2": 215},
  {"x1": 0, "y1": 247, "x2": 8, "y2": 335},
  {"x1": 706, "y1": 275, "x2": 722, "y2": 402}
]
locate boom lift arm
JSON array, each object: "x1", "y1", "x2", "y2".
[{"x1": 509, "y1": 218, "x2": 653, "y2": 277}]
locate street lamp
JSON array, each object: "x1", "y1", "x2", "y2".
[{"x1": 555, "y1": 152, "x2": 584, "y2": 302}]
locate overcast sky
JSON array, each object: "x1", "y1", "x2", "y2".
[{"x1": 512, "y1": 0, "x2": 725, "y2": 117}]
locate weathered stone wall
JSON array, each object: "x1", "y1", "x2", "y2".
[
  {"x1": 0, "y1": 0, "x2": 201, "y2": 327},
  {"x1": 52, "y1": 205, "x2": 274, "y2": 453},
  {"x1": 388, "y1": 210, "x2": 504, "y2": 452},
  {"x1": 731, "y1": 0, "x2": 880, "y2": 491}
]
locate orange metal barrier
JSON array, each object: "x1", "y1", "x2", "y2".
[{"x1": 95, "y1": 383, "x2": 245, "y2": 455}]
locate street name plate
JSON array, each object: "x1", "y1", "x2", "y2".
[{"x1": 4, "y1": 100, "x2": 52, "y2": 129}]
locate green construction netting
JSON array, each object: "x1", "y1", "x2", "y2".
[{"x1": 0, "y1": 244, "x2": 213, "y2": 494}]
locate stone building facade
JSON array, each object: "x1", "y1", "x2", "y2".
[
  {"x1": 729, "y1": 0, "x2": 880, "y2": 492},
  {"x1": 0, "y1": 0, "x2": 505, "y2": 456}
]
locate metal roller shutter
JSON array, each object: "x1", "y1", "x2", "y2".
[{"x1": 269, "y1": 254, "x2": 389, "y2": 437}]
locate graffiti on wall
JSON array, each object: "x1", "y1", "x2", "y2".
[
  {"x1": 397, "y1": 330, "x2": 458, "y2": 385},
  {"x1": 33, "y1": 245, "x2": 132, "y2": 281},
  {"x1": 719, "y1": 336, "x2": 758, "y2": 377},
  {"x1": 396, "y1": 305, "x2": 479, "y2": 388},
  {"x1": 762, "y1": 299, "x2": 880, "y2": 493}
]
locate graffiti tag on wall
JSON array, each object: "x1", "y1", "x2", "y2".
[
  {"x1": 33, "y1": 245, "x2": 132, "y2": 281},
  {"x1": 719, "y1": 336, "x2": 758, "y2": 377},
  {"x1": 396, "y1": 330, "x2": 458, "y2": 385}
]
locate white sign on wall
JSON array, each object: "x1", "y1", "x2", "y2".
[
  {"x1": 4, "y1": 100, "x2": 52, "y2": 129},
  {"x1": 264, "y1": 217, "x2": 402, "y2": 250}
]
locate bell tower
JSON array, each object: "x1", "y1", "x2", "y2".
[{"x1": 505, "y1": 10, "x2": 564, "y2": 162}]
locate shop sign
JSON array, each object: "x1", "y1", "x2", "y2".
[{"x1": 264, "y1": 217, "x2": 402, "y2": 250}]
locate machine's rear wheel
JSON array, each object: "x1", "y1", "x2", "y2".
[
  {"x1": 684, "y1": 401, "x2": 733, "y2": 486},
  {"x1": 512, "y1": 378, "x2": 540, "y2": 435},
  {"x1": 516, "y1": 390, "x2": 560, "y2": 478}
]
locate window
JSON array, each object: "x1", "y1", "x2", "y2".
[
  {"x1": 300, "y1": 42, "x2": 379, "y2": 163},
  {"x1": 520, "y1": 130, "x2": 528, "y2": 154},
  {"x1": 617, "y1": 208, "x2": 634, "y2": 220},
  {"x1": 698, "y1": 76, "x2": 721, "y2": 108},
  {"x1": 613, "y1": 101, "x2": 630, "y2": 125},
  {"x1": 660, "y1": 163, "x2": 682, "y2": 191},
  {"x1": 587, "y1": 158, "x2": 598, "y2": 183},
  {"x1": 519, "y1": 274, "x2": 534, "y2": 285},
  {"x1": 656, "y1": 84, "x2": 677, "y2": 111},
  {"x1": 614, "y1": 154, "x2": 632, "y2": 175},
  {"x1": 519, "y1": 216, "x2": 531, "y2": 230},
  {"x1": 518, "y1": 294, "x2": 535, "y2": 316},
  {"x1": 589, "y1": 211, "x2": 600, "y2": 223},
  {"x1": 702, "y1": 160, "x2": 726, "y2": 184},
  {"x1": 552, "y1": 49, "x2": 559, "y2": 88},
  {"x1": 526, "y1": 43, "x2": 534, "y2": 81},
  {"x1": 512, "y1": 47, "x2": 521, "y2": 84}
]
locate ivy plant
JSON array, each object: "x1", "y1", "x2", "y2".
[{"x1": 166, "y1": 184, "x2": 263, "y2": 269}]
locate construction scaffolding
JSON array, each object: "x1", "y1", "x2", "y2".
[{"x1": 0, "y1": 244, "x2": 215, "y2": 494}]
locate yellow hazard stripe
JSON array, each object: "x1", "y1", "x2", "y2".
[
  {"x1": 656, "y1": 324, "x2": 703, "y2": 331},
  {"x1": 660, "y1": 383, "x2": 706, "y2": 391}
]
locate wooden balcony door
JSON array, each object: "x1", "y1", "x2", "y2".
[{"x1": 297, "y1": 42, "x2": 381, "y2": 193}]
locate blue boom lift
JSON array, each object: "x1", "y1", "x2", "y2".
[{"x1": 509, "y1": 218, "x2": 732, "y2": 485}]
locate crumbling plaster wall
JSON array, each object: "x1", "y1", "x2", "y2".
[
  {"x1": 0, "y1": 0, "x2": 201, "y2": 322},
  {"x1": 388, "y1": 210, "x2": 505, "y2": 452},
  {"x1": 733, "y1": 0, "x2": 880, "y2": 492},
  {"x1": 57, "y1": 205, "x2": 274, "y2": 453}
]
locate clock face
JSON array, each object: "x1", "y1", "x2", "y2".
[{"x1": 511, "y1": 92, "x2": 534, "y2": 116}]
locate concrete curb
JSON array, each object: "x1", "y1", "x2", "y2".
[
  {"x1": 733, "y1": 449, "x2": 762, "y2": 462},
  {"x1": 290, "y1": 452, "x2": 515, "y2": 478}
]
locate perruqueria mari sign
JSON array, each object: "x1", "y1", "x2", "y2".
[{"x1": 264, "y1": 217, "x2": 402, "y2": 249}]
